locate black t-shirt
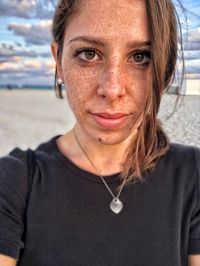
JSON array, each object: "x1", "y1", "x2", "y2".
[{"x1": 0, "y1": 136, "x2": 200, "y2": 266}]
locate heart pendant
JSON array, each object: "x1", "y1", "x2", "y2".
[{"x1": 110, "y1": 198, "x2": 123, "y2": 214}]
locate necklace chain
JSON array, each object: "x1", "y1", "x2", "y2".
[{"x1": 73, "y1": 128, "x2": 127, "y2": 202}]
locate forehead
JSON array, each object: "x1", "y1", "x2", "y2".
[{"x1": 64, "y1": 0, "x2": 149, "y2": 43}]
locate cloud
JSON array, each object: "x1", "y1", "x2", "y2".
[
  {"x1": 0, "y1": 56, "x2": 20, "y2": 64},
  {"x1": 187, "y1": 27, "x2": 200, "y2": 42},
  {"x1": 0, "y1": 57, "x2": 55, "y2": 85},
  {"x1": 0, "y1": 58, "x2": 54, "y2": 74},
  {"x1": 8, "y1": 20, "x2": 52, "y2": 45},
  {"x1": 184, "y1": 59, "x2": 200, "y2": 79},
  {"x1": 182, "y1": 27, "x2": 200, "y2": 51},
  {"x1": 0, "y1": 0, "x2": 37, "y2": 18},
  {"x1": 0, "y1": 0, "x2": 55, "y2": 19},
  {"x1": 176, "y1": 56, "x2": 200, "y2": 80},
  {"x1": 0, "y1": 43, "x2": 51, "y2": 58},
  {"x1": 0, "y1": 71, "x2": 54, "y2": 86},
  {"x1": 183, "y1": 51, "x2": 200, "y2": 60},
  {"x1": 184, "y1": 42, "x2": 200, "y2": 51},
  {"x1": 186, "y1": 65, "x2": 200, "y2": 74},
  {"x1": 185, "y1": 73, "x2": 200, "y2": 79}
]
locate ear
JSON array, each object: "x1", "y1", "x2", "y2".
[{"x1": 51, "y1": 41, "x2": 63, "y2": 80}]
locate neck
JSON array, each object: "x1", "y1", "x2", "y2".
[
  {"x1": 73, "y1": 125, "x2": 134, "y2": 175},
  {"x1": 57, "y1": 125, "x2": 135, "y2": 176}
]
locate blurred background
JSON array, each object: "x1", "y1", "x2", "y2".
[{"x1": 0, "y1": 0, "x2": 200, "y2": 156}]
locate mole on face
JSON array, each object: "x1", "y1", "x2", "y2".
[{"x1": 98, "y1": 137, "x2": 102, "y2": 142}]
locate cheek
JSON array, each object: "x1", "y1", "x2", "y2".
[
  {"x1": 63, "y1": 66, "x2": 98, "y2": 113},
  {"x1": 129, "y1": 70, "x2": 151, "y2": 106}
]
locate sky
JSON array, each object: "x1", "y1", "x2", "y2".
[{"x1": 0, "y1": 0, "x2": 200, "y2": 87}]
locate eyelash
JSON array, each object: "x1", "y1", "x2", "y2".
[
  {"x1": 73, "y1": 47, "x2": 151, "y2": 65},
  {"x1": 129, "y1": 50, "x2": 151, "y2": 65},
  {"x1": 74, "y1": 47, "x2": 101, "y2": 62}
]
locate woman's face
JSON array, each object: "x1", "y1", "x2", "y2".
[{"x1": 53, "y1": 0, "x2": 151, "y2": 145}]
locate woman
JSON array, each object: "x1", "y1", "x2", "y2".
[{"x1": 0, "y1": 0, "x2": 199, "y2": 265}]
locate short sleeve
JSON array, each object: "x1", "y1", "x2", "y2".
[
  {"x1": 188, "y1": 147, "x2": 200, "y2": 254},
  {"x1": 0, "y1": 148, "x2": 29, "y2": 260}
]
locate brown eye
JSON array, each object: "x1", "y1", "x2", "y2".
[
  {"x1": 85, "y1": 50, "x2": 96, "y2": 60},
  {"x1": 74, "y1": 48, "x2": 101, "y2": 62},
  {"x1": 133, "y1": 54, "x2": 145, "y2": 63},
  {"x1": 129, "y1": 51, "x2": 151, "y2": 65}
]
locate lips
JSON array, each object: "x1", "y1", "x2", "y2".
[
  {"x1": 95, "y1": 113, "x2": 127, "y2": 119},
  {"x1": 91, "y1": 112, "x2": 129, "y2": 129}
]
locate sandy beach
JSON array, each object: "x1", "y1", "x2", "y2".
[{"x1": 0, "y1": 89, "x2": 199, "y2": 157}]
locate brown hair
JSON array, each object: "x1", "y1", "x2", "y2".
[{"x1": 52, "y1": 0, "x2": 182, "y2": 185}]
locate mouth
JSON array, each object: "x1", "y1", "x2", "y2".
[{"x1": 91, "y1": 112, "x2": 130, "y2": 129}]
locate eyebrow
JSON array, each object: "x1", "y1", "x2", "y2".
[
  {"x1": 68, "y1": 36, "x2": 151, "y2": 48},
  {"x1": 69, "y1": 36, "x2": 105, "y2": 46},
  {"x1": 127, "y1": 40, "x2": 151, "y2": 49}
]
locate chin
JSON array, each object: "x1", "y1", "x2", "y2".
[{"x1": 91, "y1": 129, "x2": 133, "y2": 145}]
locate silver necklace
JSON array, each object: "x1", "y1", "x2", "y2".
[{"x1": 73, "y1": 129, "x2": 127, "y2": 214}]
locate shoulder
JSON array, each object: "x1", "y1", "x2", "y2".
[
  {"x1": 162, "y1": 142, "x2": 200, "y2": 166},
  {"x1": 0, "y1": 148, "x2": 29, "y2": 184},
  {"x1": 154, "y1": 143, "x2": 200, "y2": 184},
  {"x1": 33, "y1": 135, "x2": 60, "y2": 158},
  {"x1": 0, "y1": 149, "x2": 32, "y2": 260},
  {"x1": 0, "y1": 148, "x2": 33, "y2": 205},
  {"x1": 0, "y1": 135, "x2": 58, "y2": 190},
  {"x1": 169, "y1": 142, "x2": 199, "y2": 156},
  {"x1": 0, "y1": 137, "x2": 60, "y2": 260}
]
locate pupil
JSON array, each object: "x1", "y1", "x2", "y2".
[
  {"x1": 85, "y1": 51, "x2": 95, "y2": 59},
  {"x1": 134, "y1": 54, "x2": 143, "y2": 62}
]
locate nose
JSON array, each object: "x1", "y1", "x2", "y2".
[{"x1": 97, "y1": 63, "x2": 126, "y2": 102}]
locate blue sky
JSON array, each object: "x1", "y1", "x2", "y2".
[{"x1": 0, "y1": 0, "x2": 200, "y2": 86}]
